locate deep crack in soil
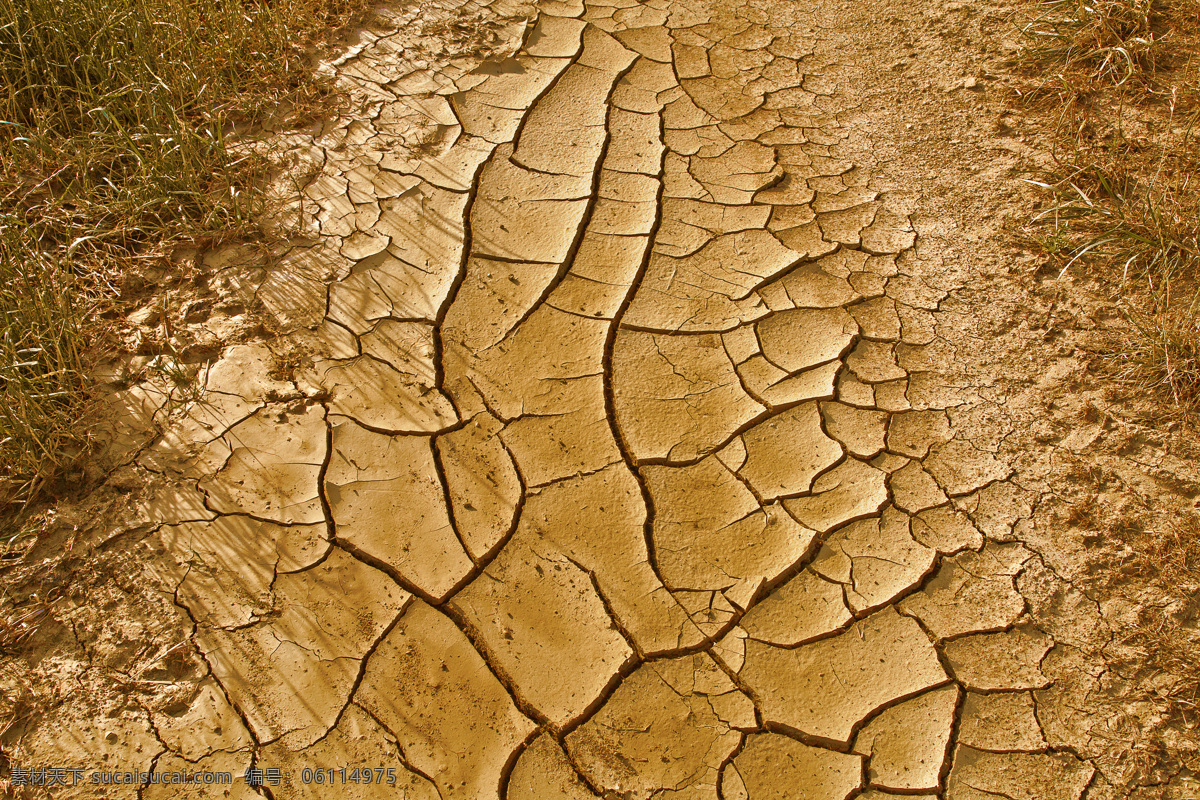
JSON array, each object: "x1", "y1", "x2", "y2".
[{"x1": 2, "y1": 0, "x2": 1199, "y2": 798}]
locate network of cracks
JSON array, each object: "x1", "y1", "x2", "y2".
[{"x1": 89, "y1": 0, "x2": 1101, "y2": 797}]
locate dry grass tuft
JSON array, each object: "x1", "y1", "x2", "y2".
[
  {"x1": 1116, "y1": 512, "x2": 1200, "y2": 722},
  {"x1": 1014, "y1": 0, "x2": 1200, "y2": 749},
  {"x1": 1016, "y1": 0, "x2": 1200, "y2": 417},
  {"x1": 0, "y1": 0, "x2": 376, "y2": 512}
]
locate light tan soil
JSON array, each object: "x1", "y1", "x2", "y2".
[{"x1": 2, "y1": 0, "x2": 1199, "y2": 797}]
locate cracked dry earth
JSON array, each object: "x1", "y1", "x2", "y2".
[{"x1": 7, "y1": 0, "x2": 1194, "y2": 798}]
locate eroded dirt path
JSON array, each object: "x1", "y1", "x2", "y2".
[{"x1": 8, "y1": 0, "x2": 1191, "y2": 797}]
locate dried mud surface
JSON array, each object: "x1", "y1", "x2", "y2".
[{"x1": 3, "y1": 0, "x2": 1200, "y2": 798}]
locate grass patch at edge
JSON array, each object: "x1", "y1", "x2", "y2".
[
  {"x1": 0, "y1": 0, "x2": 376, "y2": 510},
  {"x1": 1014, "y1": 0, "x2": 1200, "y2": 417}
]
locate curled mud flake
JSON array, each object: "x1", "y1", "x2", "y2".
[
  {"x1": 886, "y1": 409, "x2": 952, "y2": 459},
  {"x1": 499, "y1": 386, "x2": 623, "y2": 487},
  {"x1": 820, "y1": 401, "x2": 888, "y2": 458},
  {"x1": 507, "y1": 732, "x2": 600, "y2": 799},
  {"x1": 167, "y1": 516, "x2": 328, "y2": 628},
  {"x1": 811, "y1": 506, "x2": 935, "y2": 612},
  {"x1": 325, "y1": 421, "x2": 471, "y2": 600},
  {"x1": 451, "y1": 56, "x2": 571, "y2": 143},
  {"x1": 910, "y1": 505, "x2": 984, "y2": 554},
  {"x1": 450, "y1": 535, "x2": 632, "y2": 728},
  {"x1": 849, "y1": 296, "x2": 902, "y2": 341},
  {"x1": 943, "y1": 625, "x2": 1055, "y2": 691},
  {"x1": 755, "y1": 307, "x2": 858, "y2": 373},
  {"x1": 523, "y1": 15, "x2": 587, "y2": 58},
  {"x1": 861, "y1": 208, "x2": 916, "y2": 254},
  {"x1": 889, "y1": 460, "x2": 949, "y2": 514},
  {"x1": 899, "y1": 542, "x2": 1032, "y2": 639},
  {"x1": 958, "y1": 691, "x2": 1048, "y2": 752},
  {"x1": 853, "y1": 684, "x2": 958, "y2": 792},
  {"x1": 612, "y1": 329, "x2": 764, "y2": 462},
  {"x1": 645, "y1": 457, "x2": 815, "y2": 597},
  {"x1": 197, "y1": 405, "x2": 327, "y2": 525},
  {"x1": 737, "y1": 402, "x2": 842, "y2": 500},
  {"x1": 358, "y1": 319, "x2": 437, "y2": 380},
  {"x1": 946, "y1": 747, "x2": 1094, "y2": 800},
  {"x1": 924, "y1": 439, "x2": 1012, "y2": 496},
  {"x1": 733, "y1": 733, "x2": 863, "y2": 800},
  {"x1": 356, "y1": 601, "x2": 538, "y2": 800},
  {"x1": 314, "y1": 355, "x2": 458, "y2": 433},
  {"x1": 443, "y1": 256, "x2": 564, "y2": 352},
  {"x1": 438, "y1": 412, "x2": 520, "y2": 560},
  {"x1": 470, "y1": 148, "x2": 592, "y2": 264},
  {"x1": 753, "y1": 171, "x2": 816, "y2": 205},
  {"x1": 151, "y1": 676, "x2": 253, "y2": 760},
  {"x1": 204, "y1": 343, "x2": 298, "y2": 404},
  {"x1": 740, "y1": 569, "x2": 851, "y2": 646},
  {"x1": 565, "y1": 653, "x2": 750, "y2": 799},
  {"x1": 782, "y1": 457, "x2": 888, "y2": 533},
  {"x1": 519, "y1": 464, "x2": 704, "y2": 654},
  {"x1": 740, "y1": 607, "x2": 947, "y2": 743},
  {"x1": 688, "y1": 140, "x2": 782, "y2": 204},
  {"x1": 341, "y1": 229, "x2": 390, "y2": 261},
  {"x1": 846, "y1": 339, "x2": 907, "y2": 384}
]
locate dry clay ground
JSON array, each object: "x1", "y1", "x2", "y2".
[{"x1": 2, "y1": 0, "x2": 1200, "y2": 797}]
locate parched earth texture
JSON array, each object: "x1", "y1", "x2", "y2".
[{"x1": 5, "y1": 0, "x2": 1200, "y2": 798}]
